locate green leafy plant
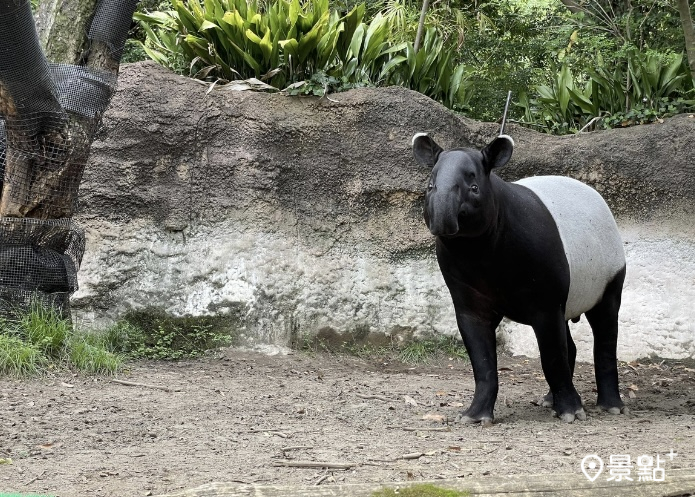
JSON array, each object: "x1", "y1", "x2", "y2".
[
  {"x1": 602, "y1": 97, "x2": 695, "y2": 128},
  {"x1": 107, "y1": 310, "x2": 236, "y2": 360},
  {"x1": 284, "y1": 70, "x2": 370, "y2": 96},
  {"x1": 519, "y1": 52, "x2": 694, "y2": 133},
  {"x1": 134, "y1": 0, "x2": 471, "y2": 108},
  {"x1": 387, "y1": 27, "x2": 471, "y2": 110},
  {"x1": 134, "y1": 0, "x2": 372, "y2": 88}
]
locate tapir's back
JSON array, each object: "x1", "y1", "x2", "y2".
[{"x1": 515, "y1": 176, "x2": 625, "y2": 320}]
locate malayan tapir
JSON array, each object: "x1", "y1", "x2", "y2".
[{"x1": 412, "y1": 132, "x2": 627, "y2": 424}]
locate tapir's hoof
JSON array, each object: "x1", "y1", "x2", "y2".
[
  {"x1": 552, "y1": 408, "x2": 587, "y2": 423},
  {"x1": 604, "y1": 406, "x2": 630, "y2": 415},
  {"x1": 455, "y1": 413, "x2": 494, "y2": 427},
  {"x1": 542, "y1": 392, "x2": 586, "y2": 409}
]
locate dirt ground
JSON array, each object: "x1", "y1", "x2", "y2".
[{"x1": 1, "y1": 348, "x2": 694, "y2": 497}]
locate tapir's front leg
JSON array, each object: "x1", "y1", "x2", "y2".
[{"x1": 455, "y1": 309, "x2": 503, "y2": 426}]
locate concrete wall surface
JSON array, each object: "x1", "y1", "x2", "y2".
[{"x1": 72, "y1": 62, "x2": 695, "y2": 361}]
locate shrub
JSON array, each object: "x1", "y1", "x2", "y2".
[
  {"x1": 134, "y1": 0, "x2": 471, "y2": 108},
  {"x1": 519, "y1": 52, "x2": 695, "y2": 133},
  {"x1": 106, "y1": 310, "x2": 236, "y2": 360}
]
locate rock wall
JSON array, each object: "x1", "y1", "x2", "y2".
[{"x1": 72, "y1": 61, "x2": 695, "y2": 360}]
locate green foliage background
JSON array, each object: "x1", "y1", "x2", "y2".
[{"x1": 126, "y1": 0, "x2": 695, "y2": 133}]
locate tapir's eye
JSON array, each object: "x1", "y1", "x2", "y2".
[
  {"x1": 427, "y1": 182, "x2": 434, "y2": 191},
  {"x1": 471, "y1": 184, "x2": 479, "y2": 193}
]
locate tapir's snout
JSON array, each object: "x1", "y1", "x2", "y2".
[
  {"x1": 428, "y1": 214, "x2": 459, "y2": 237},
  {"x1": 426, "y1": 188, "x2": 461, "y2": 237}
]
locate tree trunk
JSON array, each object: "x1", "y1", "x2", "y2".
[
  {"x1": 676, "y1": 0, "x2": 695, "y2": 85},
  {"x1": 413, "y1": 0, "x2": 429, "y2": 54},
  {"x1": 0, "y1": 0, "x2": 71, "y2": 217},
  {"x1": 35, "y1": 0, "x2": 100, "y2": 64},
  {"x1": 0, "y1": 0, "x2": 138, "y2": 219}
]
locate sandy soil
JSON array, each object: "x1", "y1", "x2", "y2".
[{"x1": 1, "y1": 349, "x2": 694, "y2": 497}]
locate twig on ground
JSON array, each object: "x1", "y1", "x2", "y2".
[
  {"x1": 248, "y1": 428, "x2": 291, "y2": 438},
  {"x1": 281, "y1": 446, "x2": 314, "y2": 452},
  {"x1": 368, "y1": 452, "x2": 424, "y2": 463},
  {"x1": 25, "y1": 470, "x2": 46, "y2": 486},
  {"x1": 355, "y1": 393, "x2": 391, "y2": 401},
  {"x1": 314, "y1": 474, "x2": 330, "y2": 485},
  {"x1": 272, "y1": 460, "x2": 356, "y2": 469},
  {"x1": 390, "y1": 426, "x2": 451, "y2": 432},
  {"x1": 111, "y1": 379, "x2": 174, "y2": 392}
]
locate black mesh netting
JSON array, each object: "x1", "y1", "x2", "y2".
[
  {"x1": 0, "y1": 0, "x2": 136, "y2": 318},
  {"x1": 0, "y1": 217, "x2": 84, "y2": 316},
  {"x1": 88, "y1": 0, "x2": 141, "y2": 62}
]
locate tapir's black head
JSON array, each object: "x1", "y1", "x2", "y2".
[{"x1": 412, "y1": 134, "x2": 514, "y2": 238}]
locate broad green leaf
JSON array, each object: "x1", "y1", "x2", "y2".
[
  {"x1": 660, "y1": 74, "x2": 686, "y2": 98},
  {"x1": 316, "y1": 20, "x2": 344, "y2": 69},
  {"x1": 536, "y1": 85, "x2": 554, "y2": 100},
  {"x1": 221, "y1": 10, "x2": 244, "y2": 30},
  {"x1": 258, "y1": 28, "x2": 273, "y2": 63},
  {"x1": 288, "y1": 0, "x2": 300, "y2": 27},
  {"x1": 557, "y1": 65, "x2": 572, "y2": 116},
  {"x1": 173, "y1": 0, "x2": 199, "y2": 33},
  {"x1": 362, "y1": 13, "x2": 388, "y2": 66},
  {"x1": 141, "y1": 44, "x2": 170, "y2": 66},
  {"x1": 184, "y1": 34, "x2": 209, "y2": 50},
  {"x1": 203, "y1": 0, "x2": 217, "y2": 20},
  {"x1": 245, "y1": 28, "x2": 263, "y2": 44},
  {"x1": 660, "y1": 54, "x2": 684, "y2": 89},
  {"x1": 199, "y1": 20, "x2": 218, "y2": 31},
  {"x1": 297, "y1": 11, "x2": 329, "y2": 63},
  {"x1": 568, "y1": 88, "x2": 595, "y2": 116},
  {"x1": 379, "y1": 54, "x2": 406, "y2": 80},
  {"x1": 343, "y1": 56, "x2": 358, "y2": 78},
  {"x1": 280, "y1": 38, "x2": 300, "y2": 64},
  {"x1": 339, "y1": 3, "x2": 365, "y2": 59},
  {"x1": 249, "y1": 13, "x2": 262, "y2": 27},
  {"x1": 348, "y1": 23, "x2": 365, "y2": 60},
  {"x1": 270, "y1": 28, "x2": 282, "y2": 68},
  {"x1": 188, "y1": 0, "x2": 206, "y2": 23}
]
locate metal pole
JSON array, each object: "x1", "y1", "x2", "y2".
[{"x1": 500, "y1": 90, "x2": 512, "y2": 135}]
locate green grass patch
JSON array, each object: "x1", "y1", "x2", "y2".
[
  {"x1": 0, "y1": 334, "x2": 45, "y2": 376},
  {"x1": 19, "y1": 304, "x2": 71, "y2": 356},
  {"x1": 68, "y1": 335, "x2": 123, "y2": 374},
  {"x1": 0, "y1": 302, "x2": 122, "y2": 377},
  {"x1": 398, "y1": 335, "x2": 469, "y2": 365},
  {"x1": 371, "y1": 483, "x2": 469, "y2": 497},
  {"x1": 294, "y1": 329, "x2": 468, "y2": 366}
]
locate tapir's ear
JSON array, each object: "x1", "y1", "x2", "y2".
[
  {"x1": 412, "y1": 133, "x2": 443, "y2": 168},
  {"x1": 482, "y1": 134, "x2": 514, "y2": 173}
]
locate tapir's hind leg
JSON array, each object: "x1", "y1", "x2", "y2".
[
  {"x1": 541, "y1": 322, "x2": 576, "y2": 408},
  {"x1": 533, "y1": 310, "x2": 585, "y2": 423},
  {"x1": 585, "y1": 267, "x2": 627, "y2": 414}
]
